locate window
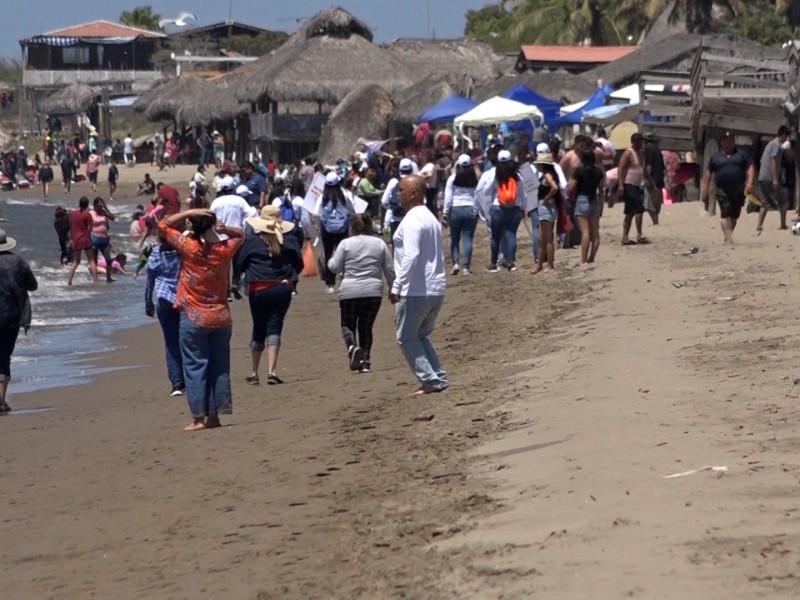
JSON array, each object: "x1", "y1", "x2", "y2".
[{"x1": 62, "y1": 47, "x2": 90, "y2": 65}]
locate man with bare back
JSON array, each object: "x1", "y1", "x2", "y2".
[{"x1": 619, "y1": 133, "x2": 647, "y2": 246}]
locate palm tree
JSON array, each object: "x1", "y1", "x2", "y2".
[
  {"x1": 120, "y1": 6, "x2": 164, "y2": 32},
  {"x1": 616, "y1": 0, "x2": 743, "y2": 34},
  {"x1": 508, "y1": 0, "x2": 627, "y2": 45}
]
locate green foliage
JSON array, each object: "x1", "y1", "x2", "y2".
[
  {"x1": 725, "y1": 0, "x2": 796, "y2": 46},
  {"x1": 0, "y1": 58, "x2": 22, "y2": 84},
  {"x1": 120, "y1": 6, "x2": 164, "y2": 32},
  {"x1": 225, "y1": 31, "x2": 290, "y2": 56},
  {"x1": 464, "y1": 4, "x2": 516, "y2": 51}
]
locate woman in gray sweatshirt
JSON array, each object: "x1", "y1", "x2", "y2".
[{"x1": 328, "y1": 213, "x2": 395, "y2": 373}]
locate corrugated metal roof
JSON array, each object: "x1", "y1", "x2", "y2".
[
  {"x1": 41, "y1": 20, "x2": 165, "y2": 39},
  {"x1": 520, "y1": 45, "x2": 637, "y2": 64}
]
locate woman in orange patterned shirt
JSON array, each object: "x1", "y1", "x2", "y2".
[{"x1": 159, "y1": 208, "x2": 244, "y2": 431}]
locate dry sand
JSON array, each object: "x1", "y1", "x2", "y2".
[{"x1": 2, "y1": 167, "x2": 800, "y2": 598}]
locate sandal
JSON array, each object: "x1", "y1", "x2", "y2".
[
  {"x1": 245, "y1": 374, "x2": 260, "y2": 385},
  {"x1": 267, "y1": 373, "x2": 284, "y2": 385},
  {"x1": 621, "y1": 240, "x2": 637, "y2": 246},
  {"x1": 636, "y1": 237, "x2": 650, "y2": 244}
]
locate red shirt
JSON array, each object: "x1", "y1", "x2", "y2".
[
  {"x1": 69, "y1": 209, "x2": 94, "y2": 251},
  {"x1": 159, "y1": 220, "x2": 243, "y2": 329},
  {"x1": 157, "y1": 185, "x2": 181, "y2": 216}
]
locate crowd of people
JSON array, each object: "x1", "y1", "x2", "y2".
[{"x1": 1, "y1": 117, "x2": 794, "y2": 421}]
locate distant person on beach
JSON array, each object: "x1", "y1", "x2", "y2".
[
  {"x1": 53, "y1": 206, "x2": 72, "y2": 265},
  {"x1": 159, "y1": 208, "x2": 244, "y2": 432},
  {"x1": 702, "y1": 131, "x2": 756, "y2": 244},
  {"x1": 108, "y1": 162, "x2": 118, "y2": 200},
  {"x1": 145, "y1": 230, "x2": 185, "y2": 397},
  {"x1": 483, "y1": 149, "x2": 526, "y2": 273},
  {"x1": 534, "y1": 151, "x2": 559, "y2": 273},
  {"x1": 756, "y1": 125, "x2": 790, "y2": 233},
  {"x1": 643, "y1": 133, "x2": 665, "y2": 225},
  {"x1": 58, "y1": 142, "x2": 73, "y2": 195},
  {"x1": 0, "y1": 229, "x2": 37, "y2": 413},
  {"x1": 137, "y1": 173, "x2": 156, "y2": 196},
  {"x1": 237, "y1": 205, "x2": 303, "y2": 385},
  {"x1": 123, "y1": 133, "x2": 135, "y2": 167},
  {"x1": 86, "y1": 152, "x2": 101, "y2": 193},
  {"x1": 442, "y1": 154, "x2": 479, "y2": 275},
  {"x1": 155, "y1": 182, "x2": 181, "y2": 216},
  {"x1": 570, "y1": 149, "x2": 606, "y2": 265},
  {"x1": 390, "y1": 174, "x2": 448, "y2": 395},
  {"x1": 90, "y1": 197, "x2": 116, "y2": 283},
  {"x1": 96, "y1": 253, "x2": 127, "y2": 275},
  {"x1": 38, "y1": 160, "x2": 54, "y2": 200},
  {"x1": 67, "y1": 197, "x2": 98, "y2": 285},
  {"x1": 328, "y1": 213, "x2": 394, "y2": 374},
  {"x1": 316, "y1": 172, "x2": 354, "y2": 294},
  {"x1": 210, "y1": 177, "x2": 257, "y2": 299},
  {"x1": 619, "y1": 133, "x2": 648, "y2": 246}
]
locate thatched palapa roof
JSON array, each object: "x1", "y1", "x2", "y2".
[
  {"x1": 237, "y1": 7, "x2": 413, "y2": 105},
  {"x1": 133, "y1": 77, "x2": 213, "y2": 123},
  {"x1": 386, "y1": 39, "x2": 506, "y2": 82},
  {"x1": 475, "y1": 70, "x2": 596, "y2": 104},
  {"x1": 40, "y1": 83, "x2": 99, "y2": 115},
  {"x1": 176, "y1": 80, "x2": 249, "y2": 126},
  {"x1": 389, "y1": 72, "x2": 479, "y2": 124},
  {"x1": 317, "y1": 83, "x2": 393, "y2": 165}
]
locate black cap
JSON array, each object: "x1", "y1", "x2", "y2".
[{"x1": 720, "y1": 130, "x2": 734, "y2": 140}]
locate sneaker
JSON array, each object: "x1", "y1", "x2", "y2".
[
  {"x1": 231, "y1": 286, "x2": 243, "y2": 300},
  {"x1": 348, "y1": 345, "x2": 365, "y2": 371},
  {"x1": 507, "y1": 263, "x2": 517, "y2": 272},
  {"x1": 485, "y1": 264, "x2": 500, "y2": 273},
  {"x1": 451, "y1": 266, "x2": 460, "y2": 275},
  {"x1": 326, "y1": 286, "x2": 335, "y2": 294},
  {"x1": 245, "y1": 374, "x2": 260, "y2": 385},
  {"x1": 169, "y1": 386, "x2": 186, "y2": 397},
  {"x1": 267, "y1": 373, "x2": 284, "y2": 385},
  {"x1": 360, "y1": 361, "x2": 371, "y2": 373},
  {"x1": 462, "y1": 268, "x2": 472, "y2": 276}
]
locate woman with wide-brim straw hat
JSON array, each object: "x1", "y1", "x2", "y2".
[
  {"x1": 534, "y1": 152, "x2": 560, "y2": 273},
  {"x1": 0, "y1": 229, "x2": 37, "y2": 413},
  {"x1": 237, "y1": 205, "x2": 304, "y2": 385}
]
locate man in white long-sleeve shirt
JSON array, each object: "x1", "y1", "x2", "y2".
[{"x1": 389, "y1": 174, "x2": 448, "y2": 395}]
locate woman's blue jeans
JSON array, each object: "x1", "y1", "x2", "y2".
[
  {"x1": 489, "y1": 205, "x2": 523, "y2": 266},
  {"x1": 179, "y1": 315, "x2": 232, "y2": 419},
  {"x1": 449, "y1": 206, "x2": 477, "y2": 270},
  {"x1": 157, "y1": 298, "x2": 184, "y2": 389}
]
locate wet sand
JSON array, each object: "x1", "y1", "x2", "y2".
[{"x1": 3, "y1": 173, "x2": 800, "y2": 598}]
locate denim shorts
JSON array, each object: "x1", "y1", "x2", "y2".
[
  {"x1": 574, "y1": 194, "x2": 599, "y2": 217},
  {"x1": 537, "y1": 202, "x2": 557, "y2": 223}
]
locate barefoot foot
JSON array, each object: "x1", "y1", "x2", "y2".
[{"x1": 184, "y1": 420, "x2": 207, "y2": 432}]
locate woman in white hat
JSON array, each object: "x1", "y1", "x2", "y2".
[
  {"x1": 237, "y1": 206, "x2": 304, "y2": 385},
  {"x1": 485, "y1": 149, "x2": 526, "y2": 272},
  {"x1": 0, "y1": 229, "x2": 37, "y2": 413},
  {"x1": 442, "y1": 154, "x2": 479, "y2": 275},
  {"x1": 534, "y1": 152, "x2": 560, "y2": 273},
  {"x1": 315, "y1": 172, "x2": 354, "y2": 293}
]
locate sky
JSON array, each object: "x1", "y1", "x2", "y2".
[{"x1": 4, "y1": 0, "x2": 494, "y2": 59}]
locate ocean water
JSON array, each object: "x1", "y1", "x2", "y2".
[{"x1": 2, "y1": 196, "x2": 154, "y2": 395}]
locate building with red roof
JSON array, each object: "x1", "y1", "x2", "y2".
[{"x1": 515, "y1": 45, "x2": 638, "y2": 75}]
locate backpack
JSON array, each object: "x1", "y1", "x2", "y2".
[
  {"x1": 498, "y1": 177, "x2": 517, "y2": 206},
  {"x1": 322, "y1": 200, "x2": 349, "y2": 234},
  {"x1": 279, "y1": 195, "x2": 296, "y2": 223}
]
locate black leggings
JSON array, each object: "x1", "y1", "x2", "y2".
[
  {"x1": 339, "y1": 297, "x2": 382, "y2": 359},
  {"x1": 321, "y1": 229, "x2": 347, "y2": 286},
  {"x1": 0, "y1": 326, "x2": 20, "y2": 379}
]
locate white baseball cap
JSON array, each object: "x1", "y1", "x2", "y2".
[
  {"x1": 456, "y1": 154, "x2": 472, "y2": 167},
  {"x1": 219, "y1": 175, "x2": 236, "y2": 191},
  {"x1": 325, "y1": 171, "x2": 340, "y2": 186},
  {"x1": 536, "y1": 142, "x2": 550, "y2": 154},
  {"x1": 236, "y1": 184, "x2": 252, "y2": 197},
  {"x1": 497, "y1": 149, "x2": 512, "y2": 162},
  {"x1": 399, "y1": 158, "x2": 414, "y2": 172}
]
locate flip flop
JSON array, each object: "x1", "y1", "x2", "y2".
[
  {"x1": 637, "y1": 237, "x2": 651, "y2": 244},
  {"x1": 621, "y1": 240, "x2": 637, "y2": 246}
]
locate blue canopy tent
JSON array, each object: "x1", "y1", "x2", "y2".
[
  {"x1": 500, "y1": 84, "x2": 563, "y2": 129},
  {"x1": 551, "y1": 85, "x2": 613, "y2": 129},
  {"x1": 418, "y1": 95, "x2": 479, "y2": 124}
]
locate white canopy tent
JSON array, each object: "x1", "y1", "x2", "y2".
[{"x1": 454, "y1": 96, "x2": 544, "y2": 148}]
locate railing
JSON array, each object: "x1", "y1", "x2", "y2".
[{"x1": 22, "y1": 70, "x2": 162, "y2": 91}]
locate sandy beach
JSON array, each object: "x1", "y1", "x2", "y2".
[{"x1": 2, "y1": 164, "x2": 800, "y2": 598}]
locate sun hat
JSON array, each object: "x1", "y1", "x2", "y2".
[
  {"x1": 325, "y1": 171, "x2": 341, "y2": 186},
  {"x1": 534, "y1": 152, "x2": 554, "y2": 165},
  {"x1": 246, "y1": 205, "x2": 295, "y2": 242},
  {"x1": 235, "y1": 184, "x2": 252, "y2": 197},
  {"x1": 0, "y1": 229, "x2": 17, "y2": 251},
  {"x1": 398, "y1": 158, "x2": 414, "y2": 172},
  {"x1": 456, "y1": 153, "x2": 472, "y2": 167}
]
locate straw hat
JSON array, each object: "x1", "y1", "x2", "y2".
[
  {"x1": 0, "y1": 229, "x2": 16, "y2": 251},
  {"x1": 534, "y1": 152, "x2": 554, "y2": 165},
  {"x1": 246, "y1": 205, "x2": 295, "y2": 243}
]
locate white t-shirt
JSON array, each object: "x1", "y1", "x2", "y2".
[
  {"x1": 123, "y1": 137, "x2": 133, "y2": 154},
  {"x1": 391, "y1": 205, "x2": 446, "y2": 298},
  {"x1": 210, "y1": 194, "x2": 257, "y2": 239}
]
